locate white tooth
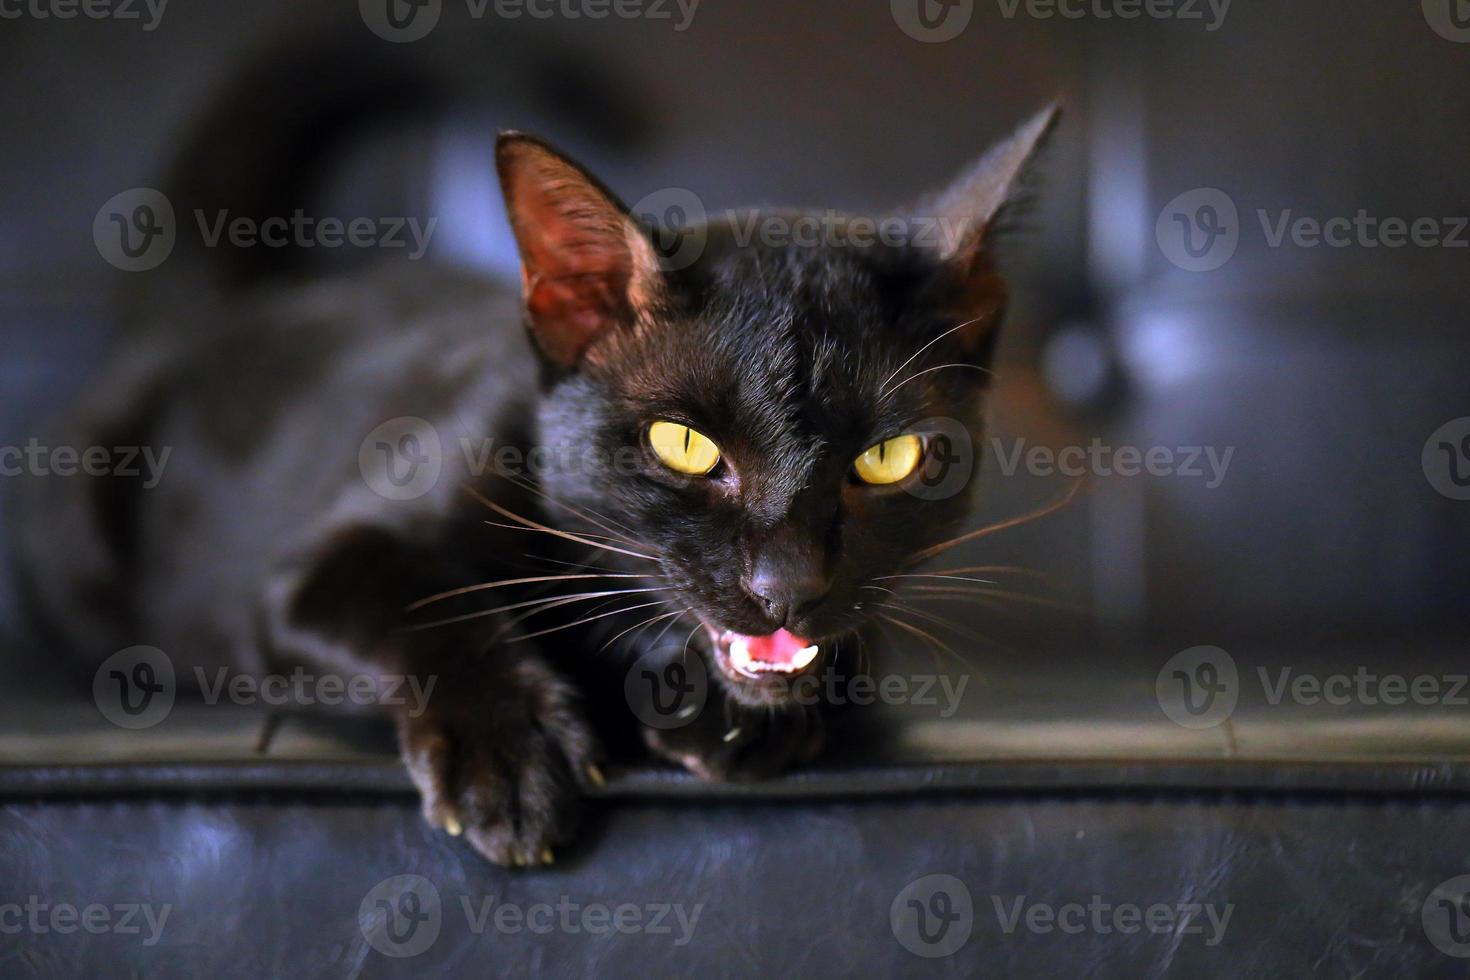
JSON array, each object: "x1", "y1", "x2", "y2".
[
  {"x1": 790, "y1": 644, "x2": 819, "y2": 670},
  {"x1": 729, "y1": 637, "x2": 756, "y2": 677}
]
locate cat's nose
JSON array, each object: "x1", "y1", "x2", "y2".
[{"x1": 745, "y1": 559, "x2": 831, "y2": 627}]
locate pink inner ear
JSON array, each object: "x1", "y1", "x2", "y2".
[
  {"x1": 523, "y1": 268, "x2": 629, "y2": 366},
  {"x1": 501, "y1": 142, "x2": 641, "y2": 367}
]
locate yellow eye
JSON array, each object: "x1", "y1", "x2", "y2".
[
  {"x1": 648, "y1": 421, "x2": 722, "y2": 476},
  {"x1": 853, "y1": 434, "x2": 923, "y2": 485}
]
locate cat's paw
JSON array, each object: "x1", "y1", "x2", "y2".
[
  {"x1": 396, "y1": 660, "x2": 601, "y2": 867},
  {"x1": 642, "y1": 699, "x2": 825, "y2": 782}
]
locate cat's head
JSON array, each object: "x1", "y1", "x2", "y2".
[{"x1": 496, "y1": 110, "x2": 1056, "y2": 707}]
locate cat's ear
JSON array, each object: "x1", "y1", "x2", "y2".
[
  {"x1": 496, "y1": 133, "x2": 665, "y2": 369},
  {"x1": 909, "y1": 105, "x2": 1060, "y2": 358}
]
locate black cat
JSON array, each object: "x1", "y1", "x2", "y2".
[{"x1": 12, "y1": 104, "x2": 1056, "y2": 866}]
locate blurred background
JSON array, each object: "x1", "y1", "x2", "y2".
[
  {"x1": 5, "y1": 3, "x2": 1470, "y2": 974},
  {"x1": 1, "y1": 0, "x2": 1467, "y2": 679}
]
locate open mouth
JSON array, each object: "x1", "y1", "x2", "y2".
[{"x1": 711, "y1": 628, "x2": 821, "y2": 680}]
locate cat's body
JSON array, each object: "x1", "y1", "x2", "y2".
[{"x1": 12, "y1": 112, "x2": 1057, "y2": 865}]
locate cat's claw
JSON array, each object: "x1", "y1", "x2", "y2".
[
  {"x1": 397, "y1": 658, "x2": 601, "y2": 867},
  {"x1": 644, "y1": 700, "x2": 825, "y2": 782}
]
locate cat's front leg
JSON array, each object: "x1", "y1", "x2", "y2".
[
  {"x1": 264, "y1": 524, "x2": 603, "y2": 866},
  {"x1": 395, "y1": 650, "x2": 602, "y2": 865},
  {"x1": 640, "y1": 680, "x2": 827, "y2": 782}
]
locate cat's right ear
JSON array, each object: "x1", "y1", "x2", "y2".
[{"x1": 496, "y1": 133, "x2": 665, "y2": 369}]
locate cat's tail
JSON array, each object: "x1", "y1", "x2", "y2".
[
  {"x1": 115, "y1": 32, "x2": 448, "y2": 329},
  {"x1": 116, "y1": 27, "x2": 647, "y2": 331}
]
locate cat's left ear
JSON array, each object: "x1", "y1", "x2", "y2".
[
  {"x1": 908, "y1": 104, "x2": 1060, "y2": 358},
  {"x1": 496, "y1": 133, "x2": 665, "y2": 370}
]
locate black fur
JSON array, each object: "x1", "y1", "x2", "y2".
[{"x1": 11, "y1": 108, "x2": 1057, "y2": 865}]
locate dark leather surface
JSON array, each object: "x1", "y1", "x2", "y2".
[
  {"x1": 5, "y1": 792, "x2": 1470, "y2": 977},
  {"x1": 7, "y1": 640, "x2": 1470, "y2": 977}
]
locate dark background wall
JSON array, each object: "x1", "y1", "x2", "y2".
[{"x1": 2, "y1": 0, "x2": 1467, "y2": 652}]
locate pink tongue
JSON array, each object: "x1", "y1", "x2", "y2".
[{"x1": 739, "y1": 628, "x2": 810, "y2": 665}]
